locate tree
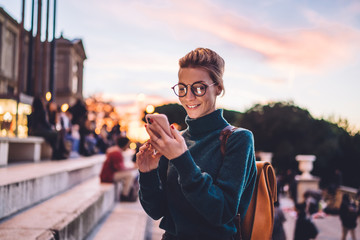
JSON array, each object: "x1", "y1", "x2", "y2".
[{"x1": 239, "y1": 101, "x2": 360, "y2": 188}]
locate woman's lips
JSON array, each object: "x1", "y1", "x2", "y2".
[{"x1": 186, "y1": 104, "x2": 200, "y2": 109}]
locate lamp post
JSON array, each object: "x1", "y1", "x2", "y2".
[{"x1": 49, "y1": 0, "x2": 57, "y2": 101}]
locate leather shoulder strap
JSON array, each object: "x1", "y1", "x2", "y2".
[{"x1": 220, "y1": 125, "x2": 237, "y2": 156}]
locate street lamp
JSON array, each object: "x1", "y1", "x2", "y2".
[
  {"x1": 45, "y1": 92, "x2": 52, "y2": 102},
  {"x1": 146, "y1": 104, "x2": 155, "y2": 114}
]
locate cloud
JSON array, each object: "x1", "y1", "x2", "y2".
[
  {"x1": 85, "y1": 48, "x2": 178, "y2": 76},
  {"x1": 343, "y1": 1, "x2": 360, "y2": 18},
  {"x1": 226, "y1": 71, "x2": 290, "y2": 89},
  {"x1": 105, "y1": 0, "x2": 360, "y2": 72}
]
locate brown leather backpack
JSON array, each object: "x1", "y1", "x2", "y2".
[{"x1": 220, "y1": 126, "x2": 277, "y2": 240}]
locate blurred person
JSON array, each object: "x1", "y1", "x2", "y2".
[
  {"x1": 46, "y1": 101, "x2": 58, "y2": 129},
  {"x1": 68, "y1": 99, "x2": 89, "y2": 156},
  {"x1": 100, "y1": 136, "x2": 138, "y2": 201},
  {"x1": 339, "y1": 194, "x2": 358, "y2": 240},
  {"x1": 28, "y1": 97, "x2": 66, "y2": 160},
  {"x1": 110, "y1": 123, "x2": 121, "y2": 144},
  {"x1": 84, "y1": 119, "x2": 98, "y2": 155},
  {"x1": 131, "y1": 142, "x2": 142, "y2": 164},
  {"x1": 304, "y1": 190, "x2": 322, "y2": 216},
  {"x1": 328, "y1": 169, "x2": 343, "y2": 196},
  {"x1": 294, "y1": 203, "x2": 318, "y2": 240},
  {"x1": 62, "y1": 110, "x2": 80, "y2": 158},
  {"x1": 97, "y1": 124, "x2": 110, "y2": 153},
  {"x1": 272, "y1": 201, "x2": 286, "y2": 240},
  {"x1": 56, "y1": 106, "x2": 70, "y2": 158},
  {"x1": 285, "y1": 169, "x2": 297, "y2": 204},
  {"x1": 69, "y1": 124, "x2": 81, "y2": 157},
  {"x1": 277, "y1": 171, "x2": 286, "y2": 195},
  {"x1": 136, "y1": 48, "x2": 257, "y2": 239},
  {"x1": 68, "y1": 99, "x2": 87, "y2": 126}
]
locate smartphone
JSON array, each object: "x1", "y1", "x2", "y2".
[{"x1": 145, "y1": 114, "x2": 172, "y2": 138}]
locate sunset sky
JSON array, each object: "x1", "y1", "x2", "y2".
[{"x1": 1, "y1": 0, "x2": 360, "y2": 131}]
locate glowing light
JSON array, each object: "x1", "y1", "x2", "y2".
[
  {"x1": 130, "y1": 142, "x2": 137, "y2": 150},
  {"x1": 104, "y1": 104, "x2": 112, "y2": 112},
  {"x1": 172, "y1": 123, "x2": 180, "y2": 130},
  {"x1": 85, "y1": 98, "x2": 93, "y2": 105},
  {"x1": 45, "y1": 92, "x2": 52, "y2": 102},
  {"x1": 95, "y1": 128, "x2": 100, "y2": 135},
  {"x1": 145, "y1": 104, "x2": 155, "y2": 114},
  {"x1": 3, "y1": 112, "x2": 13, "y2": 121},
  {"x1": 61, "y1": 103, "x2": 69, "y2": 112}
]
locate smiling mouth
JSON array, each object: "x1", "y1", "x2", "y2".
[{"x1": 186, "y1": 104, "x2": 200, "y2": 109}]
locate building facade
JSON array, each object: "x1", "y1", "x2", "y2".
[
  {"x1": 55, "y1": 36, "x2": 87, "y2": 106},
  {"x1": 0, "y1": 7, "x2": 87, "y2": 137},
  {"x1": 0, "y1": 7, "x2": 19, "y2": 96}
]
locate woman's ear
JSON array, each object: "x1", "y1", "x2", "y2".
[{"x1": 216, "y1": 85, "x2": 222, "y2": 96}]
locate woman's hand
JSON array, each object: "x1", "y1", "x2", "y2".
[
  {"x1": 136, "y1": 142, "x2": 162, "y2": 173},
  {"x1": 146, "y1": 122, "x2": 188, "y2": 160}
]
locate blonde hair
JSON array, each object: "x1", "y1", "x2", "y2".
[{"x1": 178, "y1": 48, "x2": 225, "y2": 95}]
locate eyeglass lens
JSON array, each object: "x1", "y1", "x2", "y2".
[{"x1": 173, "y1": 83, "x2": 208, "y2": 97}]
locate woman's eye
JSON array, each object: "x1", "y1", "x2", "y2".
[{"x1": 193, "y1": 85, "x2": 205, "y2": 94}]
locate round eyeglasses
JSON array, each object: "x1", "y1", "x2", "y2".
[{"x1": 171, "y1": 82, "x2": 217, "y2": 97}]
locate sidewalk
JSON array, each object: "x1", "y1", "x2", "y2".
[
  {"x1": 281, "y1": 196, "x2": 360, "y2": 240},
  {"x1": 88, "y1": 200, "x2": 148, "y2": 240},
  {"x1": 87, "y1": 199, "x2": 164, "y2": 240},
  {"x1": 96, "y1": 196, "x2": 360, "y2": 240}
]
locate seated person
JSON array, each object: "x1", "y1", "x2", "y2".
[
  {"x1": 99, "y1": 136, "x2": 138, "y2": 201},
  {"x1": 28, "y1": 97, "x2": 67, "y2": 160}
]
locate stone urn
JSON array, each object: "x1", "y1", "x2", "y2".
[
  {"x1": 296, "y1": 155, "x2": 316, "y2": 179},
  {"x1": 256, "y1": 152, "x2": 273, "y2": 163}
]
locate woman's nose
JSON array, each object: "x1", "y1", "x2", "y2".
[{"x1": 185, "y1": 87, "x2": 196, "y2": 100}]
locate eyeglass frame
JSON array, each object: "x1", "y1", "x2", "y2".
[{"x1": 171, "y1": 81, "x2": 217, "y2": 97}]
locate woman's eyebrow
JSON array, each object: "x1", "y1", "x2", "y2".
[{"x1": 179, "y1": 81, "x2": 206, "y2": 85}]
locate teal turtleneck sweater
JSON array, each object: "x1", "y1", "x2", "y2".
[{"x1": 139, "y1": 109, "x2": 257, "y2": 239}]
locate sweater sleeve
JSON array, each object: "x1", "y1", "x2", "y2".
[
  {"x1": 171, "y1": 129, "x2": 257, "y2": 226},
  {"x1": 139, "y1": 158, "x2": 168, "y2": 220}
]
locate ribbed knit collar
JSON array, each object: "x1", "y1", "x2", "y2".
[{"x1": 185, "y1": 109, "x2": 228, "y2": 137}]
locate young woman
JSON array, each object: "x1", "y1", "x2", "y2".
[{"x1": 136, "y1": 48, "x2": 257, "y2": 240}]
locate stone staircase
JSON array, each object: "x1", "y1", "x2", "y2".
[{"x1": 0, "y1": 154, "x2": 138, "y2": 240}]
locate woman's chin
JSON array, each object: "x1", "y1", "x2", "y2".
[
  {"x1": 187, "y1": 110, "x2": 207, "y2": 119},
  {"x1": 186, "y1": 112, "x2": 198, "y2": 119}
]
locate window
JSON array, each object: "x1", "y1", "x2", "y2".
[
  {"x1": 72, "y1": 76, "x2": 78, "y2": 93},
  {"x1": 0, "y1": 22, "x2": 3, "y2": 68},
  {"x1": 4, "y1": 28, "x2": 16, "y2": 79}
]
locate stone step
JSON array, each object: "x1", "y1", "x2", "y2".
[
  {"x1": 0, "y1": 177, "x2": 115, "y2": 240},
  {"x1": 87, "y1": 200, "x2": 149, "y2": 240},
  {"x1": 0, "y1": 154, "x2": 105, "y2": 220}
]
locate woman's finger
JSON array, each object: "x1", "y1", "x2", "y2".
[
  {"x1": 146, "y1": 125, "x2": 162, "y2": 150},
  {"x1": 146, "y1": 124, "x2": 159, "y2": 140},
  {"x1": 147, "y1": 119, "x2": 173, "y2": 140},
  {"x1": 139, "y1": 144, "x2": 149, "y2": 152},
  {"x1": 170, "y1": 125, "x2": 181, "y2": 141}
]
